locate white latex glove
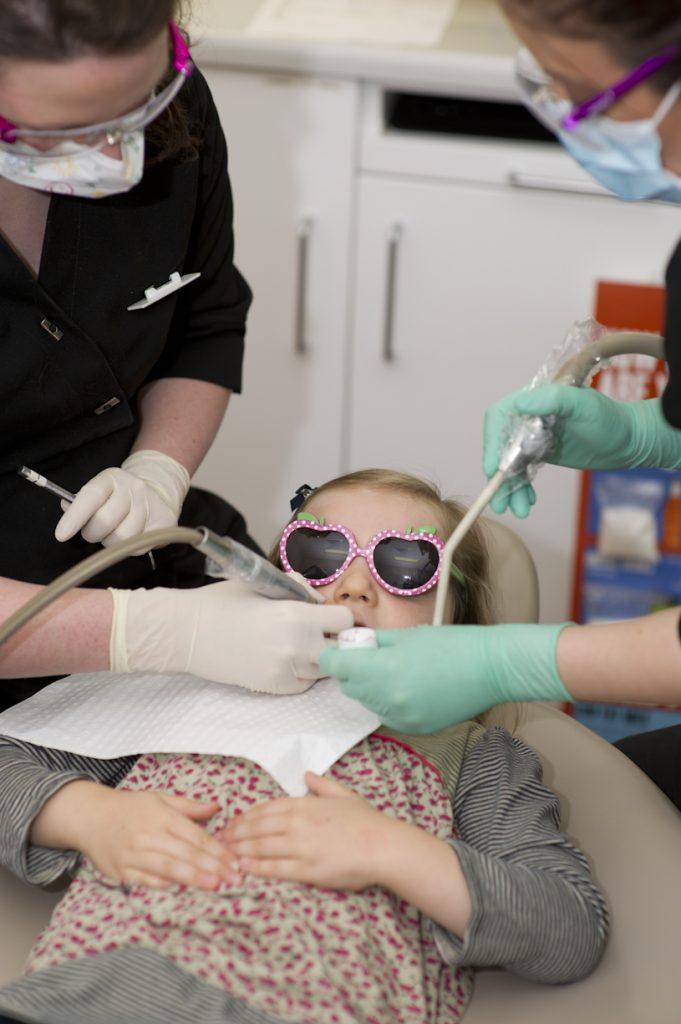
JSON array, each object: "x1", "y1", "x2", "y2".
[
  {"x1": 109, "y1": 579, "x2": 354, "y2": 695},
  {"x1": 54, "y1": 450, "x2": 190, "y2": 551}
]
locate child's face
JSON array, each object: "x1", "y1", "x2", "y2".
[{"x1": 302, "y1": 487, "x2": 455, "y2": 630}]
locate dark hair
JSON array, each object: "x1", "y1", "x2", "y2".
[
  {"x1": 502, "y1": 0, "x2": 681, "y2": 91},
  {"x1": 0, "y1": 0, "x2": 197, "y2": 162}
]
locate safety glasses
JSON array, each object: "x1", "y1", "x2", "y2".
[
  {"x1": 0, "y1": 21, "x2": 193, "y2": 157},
  {"x1": 515, "y1": 43, "x2": 681, "y2": 136},
  {"x1": 280, "y1": 519, "x2": 460, "y2": 598}
]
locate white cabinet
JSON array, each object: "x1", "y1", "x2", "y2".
[
  {"x1": 347, "y1": 173, "x2": 681, "y2": 621},
  {"x1": 193, "y1": 68, "x2": 359, "y2": 548}
]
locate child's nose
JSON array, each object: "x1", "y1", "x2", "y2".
[{"x1": 330, "y1": 560, "x2": 379, "y2": 606}]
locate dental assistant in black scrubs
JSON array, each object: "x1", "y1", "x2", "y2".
[
  {"x1": 0, "y1": 1, "x2": 351, "y2": 711},
  {"x1": 322, "y1": 0, "x2": 681, "y2": 810}
]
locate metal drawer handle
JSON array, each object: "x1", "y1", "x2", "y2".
[
  {"x1": 294, "y1": 217, "x2": 313, "y2": 356},
  {"x1": 508, "y1": 170, "x2": 611, "y2": 198},
  {"x1": 383, "y1": 223, "x2": 402, "y2": 364}
]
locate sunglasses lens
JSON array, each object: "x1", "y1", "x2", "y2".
[
  {"x1": 373, "y1": 537, "x2": 439, "y2": 591},
  {"x1": 285, "y1": 528, "x2": 349, "y2": 581}
]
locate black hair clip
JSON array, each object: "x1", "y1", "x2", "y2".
[{"x1": 290, "y1": 484, "x2": 315, "y2": 512}]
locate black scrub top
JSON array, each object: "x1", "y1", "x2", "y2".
[
  {"x1": 0, "y1": 68, "x2": 252, "y2": 592},
  {"x1": 664, "y1": 239, "x2": 681, "y2": 431},
  {"x1": 663, "y1": 240, "x2": 681, "y2": 646}
]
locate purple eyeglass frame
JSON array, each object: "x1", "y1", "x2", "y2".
[
  {"x1": 0, "y1": 21, "x2": 193, "y2": 145},
  {"x1": 562, "y1": 43, "x2": 681, "y2": 130},
  {"x1": 280, "y1": 520, "x2": 446, "y2": 598}
]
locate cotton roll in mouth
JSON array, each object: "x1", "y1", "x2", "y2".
[{"x1": 338, "y1": 627, "x2": 378, "y2": 650}]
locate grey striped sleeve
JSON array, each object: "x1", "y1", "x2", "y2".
[
  {"x1": 0, "y1": 736, "x2": 135, "y2": 886},
  {"x1": 431, "y1": 726, "x2": 609, "y2": 984},
  {"x1": 0, "y1": 947, "x2": 291, "y2": 1024}
]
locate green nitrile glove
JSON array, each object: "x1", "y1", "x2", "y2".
[
  {"x1": 320, "y1": 623, "x2": 572, "y2": 734},
  {"x1": 484, "y1": 389, "x2": 681, "y2": 518}
]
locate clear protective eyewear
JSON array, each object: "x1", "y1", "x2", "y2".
[
  {"x1": 514, "y1": 43, "x2": 681, "y2": 147},
  {"x1": 280, "y1": 517, "x2": 467, "y2": 598},
  {"x1": 0, "y1": 21, "x2": 193, "y2": 158}
]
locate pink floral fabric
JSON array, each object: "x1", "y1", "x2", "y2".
[{"x1": 26, "y1": 736, "x2": 473, "y2": 1024}]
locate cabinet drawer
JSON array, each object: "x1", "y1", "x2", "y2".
[{"x1": 359, "y1": 83, "x2": 614, "y2": 197}]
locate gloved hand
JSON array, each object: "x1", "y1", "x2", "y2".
[
  {"x1": 320, "y1": 622, "x2": 572, "y2": 734},
  {"x1": 109, "y1": 579, "x2": 353, "y2": 695},
  {"x1": 484, "y1": 389, "x2": 681, "y2": 517},
  {"x1": 55, "y1": 450, "x2": 190, "y2": 550}
]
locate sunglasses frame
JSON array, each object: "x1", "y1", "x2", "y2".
[{"x1": 280, "y1": 520, "x2": 445, "y2": 598}]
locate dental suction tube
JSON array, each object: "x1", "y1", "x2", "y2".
[
  {"x1": 432, "y1": 330, "x2": 666, "y2": 627},
  {"x1": 0, "y1": 527, "x2": 315, "y2": 649},
  {"x1": 198, "y1": 530, "x2": 317, "y2": 603}
]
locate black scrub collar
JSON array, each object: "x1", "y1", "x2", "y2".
[{"x1": 664, "y1": 238, "x2": 681, "y2": 429}]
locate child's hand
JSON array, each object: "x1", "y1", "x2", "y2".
[
  {"x1": 218, "y1": 772, "x2": 397, "y2": 891},
  {"x1": 78, "y1": 788, "x2": 239, "y2": 890}
]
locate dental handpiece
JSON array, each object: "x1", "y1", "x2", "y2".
[
  {"x1": 197, "y1": 529, "x2": 317, "y2": 603},
  {"x1": 497, "y1": 415, "x2": 557, "y2": 478},
  {"x1": 431, "y1": 330, "x2": 667, "y2": 627}
]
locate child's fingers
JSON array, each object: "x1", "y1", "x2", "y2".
[
  {"x1": 239, "y1": 855, "x2": 306, "y2": 883},
  {"x1": 226, "y1": 797, "x2": 294, "y2": 828},
  {"x1": 227, "y1": 834, "x2": 301, "y2": 861},
  {"x1": 120, "y1": 869, "x2": 171, "y2": 890},
  {"x1": 160, "y1": 794, "x2": 219, "y2": 819},
  {"x1": 141, "y1": 829, "x2": 235, "y2": 881},
  {"x1": 130, "y1": 845, "x2": 232, "y2": 890},
  {"x1": 166, "y1": 811, "x2": 234, "y2": 864},
  {"x1": 219, "y1": 814, "x2": 290, "y2": 844},
  {"x1": 140, "y1": 831, "x2": 225, "y2": 874}
]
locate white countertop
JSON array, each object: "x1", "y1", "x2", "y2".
[{"x1": 189, "y1": 0, "x2": 518, "y2": 99}]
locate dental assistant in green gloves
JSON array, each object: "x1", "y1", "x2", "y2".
[{"x1": 321, "y1": 0, "x2": 681, "y2": 809}]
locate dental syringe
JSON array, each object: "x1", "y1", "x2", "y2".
[
  {"x1": 18, "y1": 466, "x2": 76, "y2": 503},
  {"x1": 17, "y1": 465, "x2": 160, "y2": 571},
  {"x1": 432, "y1": 329, "x2": 667, "y2": 626}
]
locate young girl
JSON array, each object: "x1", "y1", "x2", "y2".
[{"x1": 0, "y1": 470, "x2": 608, "y2": 1024}]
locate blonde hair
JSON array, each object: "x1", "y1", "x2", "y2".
[{"x1": 270, "y1": 468, "x2": 493, "y2": 626}]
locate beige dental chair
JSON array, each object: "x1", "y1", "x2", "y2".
[{"x1": 1, "y1": 521, "x2": 680, "y2": 1023}]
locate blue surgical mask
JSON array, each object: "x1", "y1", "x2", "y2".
[{"x1": 529, "y1": 81, "x2": 681, "y2": 204}]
